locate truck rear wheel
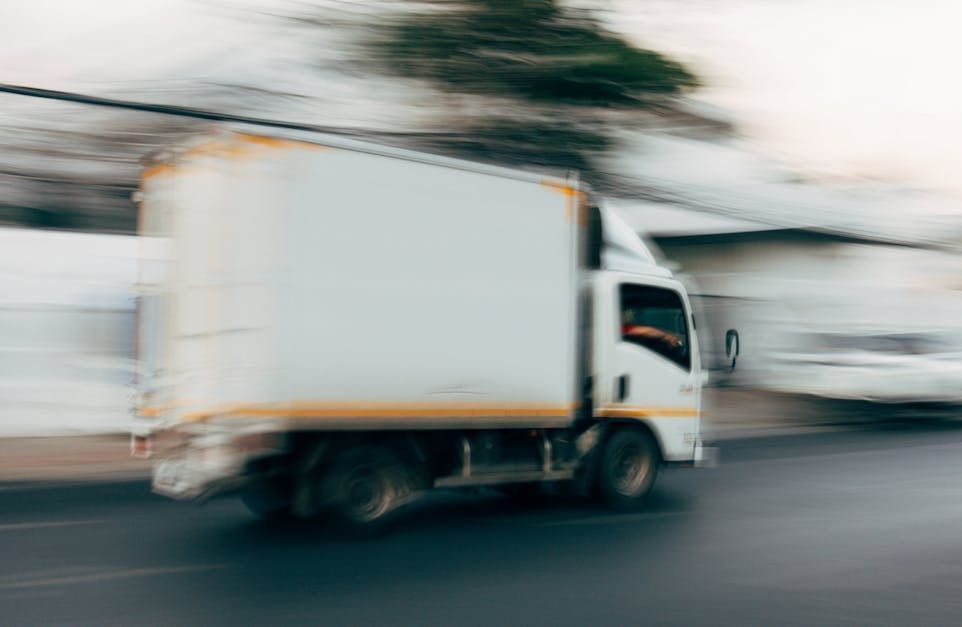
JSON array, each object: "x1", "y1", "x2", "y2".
[
  {"x1": 597, "y1": 428, "x2": 659, "y2": 511},
  {"x1": 328, "y1": 447, "x2": 408, "y2": 532}
]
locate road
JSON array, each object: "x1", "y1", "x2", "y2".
[{"x1": 4, "y1": 423, "x2": 962, "y2": 626}]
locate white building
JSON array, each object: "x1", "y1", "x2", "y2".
[
  {"x1": 611, "y1": 177, "x2": 962, "y2": 402},
  {"x1": 0, "y1": 227, "x2": 138, "y2": 435}
]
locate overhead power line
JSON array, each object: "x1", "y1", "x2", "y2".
[
  {"x1": 0, "y1": 83, "x2": 450, "y2": 140},
  {"x1": 3, "y1": 82, "x2": 952, "y2": 249}
]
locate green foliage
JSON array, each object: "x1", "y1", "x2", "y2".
[
  {"x1": 413, "y1": 118, "x2": 611, "y2": 175},
  {"x1": 366, "y1": 0, "x2": 697, "y2": 106},
  {"x1": 334, "y1": 0, "x2": 702, "y2": 186}
]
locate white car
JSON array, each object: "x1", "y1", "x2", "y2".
[{"x1": 768, "y1": 331, "x2": 962, "y2": 404}]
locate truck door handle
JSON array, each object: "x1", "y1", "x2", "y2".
[{"x1": 616, "y1": 374, "x2": 629, "y2": 402}]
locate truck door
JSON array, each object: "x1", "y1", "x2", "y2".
[{"x1": 594, "y1": 275, "x2": 702, "y2": 461}]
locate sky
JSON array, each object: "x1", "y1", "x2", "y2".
[
  {"x1": 612, "y1": 0, "x2": 962, "y2": 195},
  {"x1": 2, "y1": 0, "x2": 961, "y2": 199},
  {"x1": 0, "y1": 0, "x2": 282, "y2": 94}
]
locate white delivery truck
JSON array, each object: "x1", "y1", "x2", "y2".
[{"x1": 133, "y1": 128, "x2": 727, "y2": 527}]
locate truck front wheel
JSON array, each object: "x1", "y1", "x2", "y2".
[{"x1": 597, "y1": 428, "x2": 659, "y2": 510}]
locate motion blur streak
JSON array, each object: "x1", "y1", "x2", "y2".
[{"x1": 2, "y1": 1, "x2": 962, "y2": 625}]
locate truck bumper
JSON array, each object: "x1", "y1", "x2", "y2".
[
  {"x1": 149, "y1": 426, "x2": 285, "y2": 501},
  {"x1": 152, "y1": 455, "x2": 249, "y2": 502}
]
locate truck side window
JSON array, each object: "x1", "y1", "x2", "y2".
[{"x1": 620, "y1": 284, "x2": 690, "y2": 371}]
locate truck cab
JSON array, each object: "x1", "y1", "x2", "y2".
[{"x1": 590, "y1": 208, "x2": 705, "y2": 464}]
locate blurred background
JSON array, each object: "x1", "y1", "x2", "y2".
[
  {"x1": 4, "y1": 2, "x2": 962, "y2": 623},
  {"x1": 3, "y1": 0, "x2": 962, "y2": 436}
]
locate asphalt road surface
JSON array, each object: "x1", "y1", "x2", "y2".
[{"x1": 4, "y1": 423, "x2": 962, "y2": 626}]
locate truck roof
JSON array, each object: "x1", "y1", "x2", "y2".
[
  {"x1": 144, "y1": 124, "x2": 584, "y2": 195},
  {"x1": 142, "y1": 127, "x2": 671, "y2": 281}
]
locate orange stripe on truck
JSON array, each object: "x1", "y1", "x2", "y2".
[
  {"x1": 541, "y1": 180, "x2": 581, "y2": 197},
  {"x1": 175, "y1": 402, "x2": 578, "y2": 422},
  {"x1": 137, "y1": 401, "x2": 190, "y2": 417},
  {"x1": 142, "y1": 402, "x2": 699, "y2": 421},
  {"x1": 597, "y1": 406, "x2": 700, "y2": 419},
  {"x1": 142, "y1": 163, "x2": 175, "y2": 180},
  {"x1": 235, "y1": 133, "x2": 329, "y2": 152},
  {"x1": 541, "y1": 180, "x2": 587, "y2": 222}
]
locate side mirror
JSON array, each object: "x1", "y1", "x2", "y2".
[{"x1": 725, "y1": 329, "x2": 740, "y2": 371}]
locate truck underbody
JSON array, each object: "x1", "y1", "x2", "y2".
[{"x1": 150, "y1": 418, "x2": 704, "y2": 528}]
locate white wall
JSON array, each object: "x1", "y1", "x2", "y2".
[
  {"x1": 0, "y1": 228, "x2": 137, "y2": 435},
  {"x1": 657, "y1": 235, "x2": 962, "y2": 388}
]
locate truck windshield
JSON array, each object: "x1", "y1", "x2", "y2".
[{"x1": 620, "y1": 284, "x2": 690, "y2": 371}]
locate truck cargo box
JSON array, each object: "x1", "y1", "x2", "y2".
[{"x1": 138, "y1": 130, "x2": 586, "y2": 429}]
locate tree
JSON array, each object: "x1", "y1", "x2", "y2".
[
  {"x1": 0, "y1": 2, "x2": 708, "y2": 233},
  {"x1": 308, "y1": 0, "x2": 703, "y2": 189}
]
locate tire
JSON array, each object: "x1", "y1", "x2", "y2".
[
  {"x1": 240, "y1": 476, "x2": 292, "y2": 521},
  {"x1": 596, "y1": 428, "x2": 659, "y2": 511},
  {"x1": 328, "y1": 447, "x2": 409, "y2": 533}
]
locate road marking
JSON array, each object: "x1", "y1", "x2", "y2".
[
  {"x1": 0, "y1": 564, "x2": 225, "y2": 590},
  {"x1": 534, "y1": 511, "x2": 686, "y2": 528},
  {"x1": 0, "y1": 519, "x2": 104, "y2": 533}
]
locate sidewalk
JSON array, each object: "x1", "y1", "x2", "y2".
[
  {"x1": 0, "y1": 434, "x2": 150, "y2": 483},
  {"x1": 702, "y1": 387, "x2": 842, "y2": 440}
]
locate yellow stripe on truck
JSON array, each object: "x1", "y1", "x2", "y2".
[
  {"x1": 540, "y1": 180, "x2": 588, "y2": 223},
  {"x1": 541, "y1": 180, "x2": 581, "y2": 197},
  {"x1": 597, "y1": 406, "x2": 700, "y2": 419},
  {"x1": 142, "y1": 163, "x2": 175, "y2": 180},
  {"x1": 142, "y1": 133, "x2": 329, "y2": 183},
  {"x1": 141, "y1": 402, "x2": 699, "y2": 421},
  {"x1": 235, "y1": 133, "x2": 329, "y2": 152},
  {"x1": 173, "y1": 402, "x2": 578, "y2": 423}
]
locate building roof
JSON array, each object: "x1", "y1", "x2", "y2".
[{"x1": 610, "y1": 132, "x2": 962, "y2": 249}]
